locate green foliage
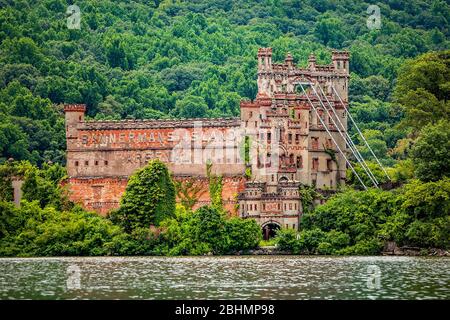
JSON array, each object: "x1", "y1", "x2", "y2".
[
  {"x1": 399, "y1": 179, "x2": 450, "y2": 221},
  {"x1": 282, "y1": 179, "x2": 450, "y2": 254},
  {"x1": 314, "y1": 13, "x2": 346, "y2": 48},
  {"x1": 173, "y1": 178, "x2": 206, "y2": 211},
  {"x1": 276, "y1": 188, "x2": 401, "y2": 254},
  {"x1": 346, "y1": 161, "x2": 391, "y2": 188},
  {"x1": 157, "y1": 205, "x2": 261, "y2": 255},
  {"x1": 0, "y1": 201, "x2": 132, "y2": 256},
  {"x1": 225, "y1": 217, "x2": 262, "y2": 252},
  {"x1": 394, "y1": 50, "x2": 450, "y2": 134},
  {"x1": 298, "y1": 185, "x2": 321, "y2": 213},
  {"x1": 275, "y1": 227, "x2": 352, "y2": 255},
  {"x1": 111, "y1": 160, "x2": 176, "y2": 232},
  {"x1": 21, "y1": 162, "x2": 69, "y2": 210},
  {"x1": 411, "y1": 120, "x2": 450, "y2": 182},
  {"x1": 172, "y1": 95, "x2": 209, "y2": 118}
]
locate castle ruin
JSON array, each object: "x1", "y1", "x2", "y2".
[{"x1": 64, "y1": 48, "x2": 350, "y2": 238}]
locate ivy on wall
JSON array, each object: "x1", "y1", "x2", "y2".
[{"x1": 206, "y1": 161, "x2": 223, "y2": 211}]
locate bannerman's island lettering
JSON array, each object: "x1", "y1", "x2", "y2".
[{"x1": 80, "y1": 130, "x2": 238, "y2": 147}]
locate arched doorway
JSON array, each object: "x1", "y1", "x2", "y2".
[{"x1": 262, "y1": 222, "x2": 281, "y2": 240}]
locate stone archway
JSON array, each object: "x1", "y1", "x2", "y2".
[{"x1": 262, "y1": 221, "x2": 281, "y2": 240}]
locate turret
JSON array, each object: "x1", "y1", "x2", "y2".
[
  {"x1": 331, "y1": 51, "x2": 350, "y2": 102},
  {"x1": 308, "y1": 53, "x2": 316, "y2": 71},
  {"x1": 285, "y1": 52, "x2": 294, "y2": 70},
  {"x1": 257, "y1": 48, "x2": 274, "y2": 97},
  {"x1": 64, "y1": 104, "x2": 86, "y2": 139},
  {"x1": 331, "y1": 50, "x2": 349, "y2": 75},
  {"x1": 257, "y1": 47, "x2": 273, "y2": 72}
]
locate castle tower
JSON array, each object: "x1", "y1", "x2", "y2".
[
  {"x1": 64, "y1": 104, "x2": 86, "y2": 139},
  {"x1": 257, "y1": 48, "x2": 274, "y2": 97},
  {"x1": 238, "y1": 47, "x2": 350, "y2": 236},
  {"x1": 331, "y1": 50, "x2": 350, "y2": 102}
]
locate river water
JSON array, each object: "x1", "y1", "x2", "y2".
[{"x1": 0, "y1": 256, "x2": 448, "y2": 299}]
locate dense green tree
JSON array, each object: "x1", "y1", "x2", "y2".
[
  {"x1": 314, "y1": 13, "x2": 346, "y2": 48},
  {"x1": 172, "y1": 95, "x2": 209, "y2": 118},
  {"x1": 110, "y1": 160, "x2": 176, "y2": 232},
  {"x1": 394, "y1": 50, "x2": 450, "y2": 133},
  {"x1": 157, "y1": 205, "x2": 261, "y2": 255},
  {"x1": 411, "y1": 120, "x2": 450, "y2": 182}
]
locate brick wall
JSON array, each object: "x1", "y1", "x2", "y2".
[{"x1": 64, "y1": 175, "x2": 246, "y2": 216}]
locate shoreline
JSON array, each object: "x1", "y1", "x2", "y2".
[{"x1": 236, "y1": 245, "x2": 450, "y2": 257}]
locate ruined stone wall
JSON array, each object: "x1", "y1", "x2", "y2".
[
  {"x1": 64, "y1": 106, "x2": 247, "y2": 215},
  {"x1": 65, "y1": 175, "x2": 246, "y2": 216}
]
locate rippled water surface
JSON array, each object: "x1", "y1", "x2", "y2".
[{"x1": 0, "y1": 256, "x2": 449, "y2": 299}]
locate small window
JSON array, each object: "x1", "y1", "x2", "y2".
[
  {"x1": 312, "y1": 158, "x2": 319, "y2": 170},
  {"x1": 95, "y1": 160, "x2": 99, "y2": 166},
  {"x1": 75, "y1": 161, "x2": 79, "y2": 167},
  {"x1": 84, "y1": 161, "x2": 89, "y2": 166},
  {"x1": 296, "y1": 156, "x2": 302, "y2": 168},
  {"x1": 104, "y1": 160, "x2": 109, "y2": 165},
  {"x1": 311, "y1": 137, "x2": 319, "y2": 150},
  {"x1": 327, "y1": 159, "x2": 333, "y2": 171}
]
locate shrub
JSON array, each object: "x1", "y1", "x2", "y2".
[{"x1": 111, "y1": 160, "x2": 176, "y2": 232}]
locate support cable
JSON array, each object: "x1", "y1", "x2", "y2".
[
  {"x1": 332, "y1": 86, "x2": 391, "y2": 180},
  {"x1": 299, "y1": 83, "x2": 368, "y2": 190},
  {"x1": 315, "y1": 85, "x2": 379, "y2": 187}
]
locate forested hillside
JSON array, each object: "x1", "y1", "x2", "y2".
[{"x1": 0, "y1": 0, "x2": 449, "y2": 165}]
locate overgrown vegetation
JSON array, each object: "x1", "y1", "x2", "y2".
[
  {"x1": 0, "y1": 160, "x2": 261, "y2": 256},
  {"x1": 109, "y1": 159, "x2": 176, "y2": 232}
]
